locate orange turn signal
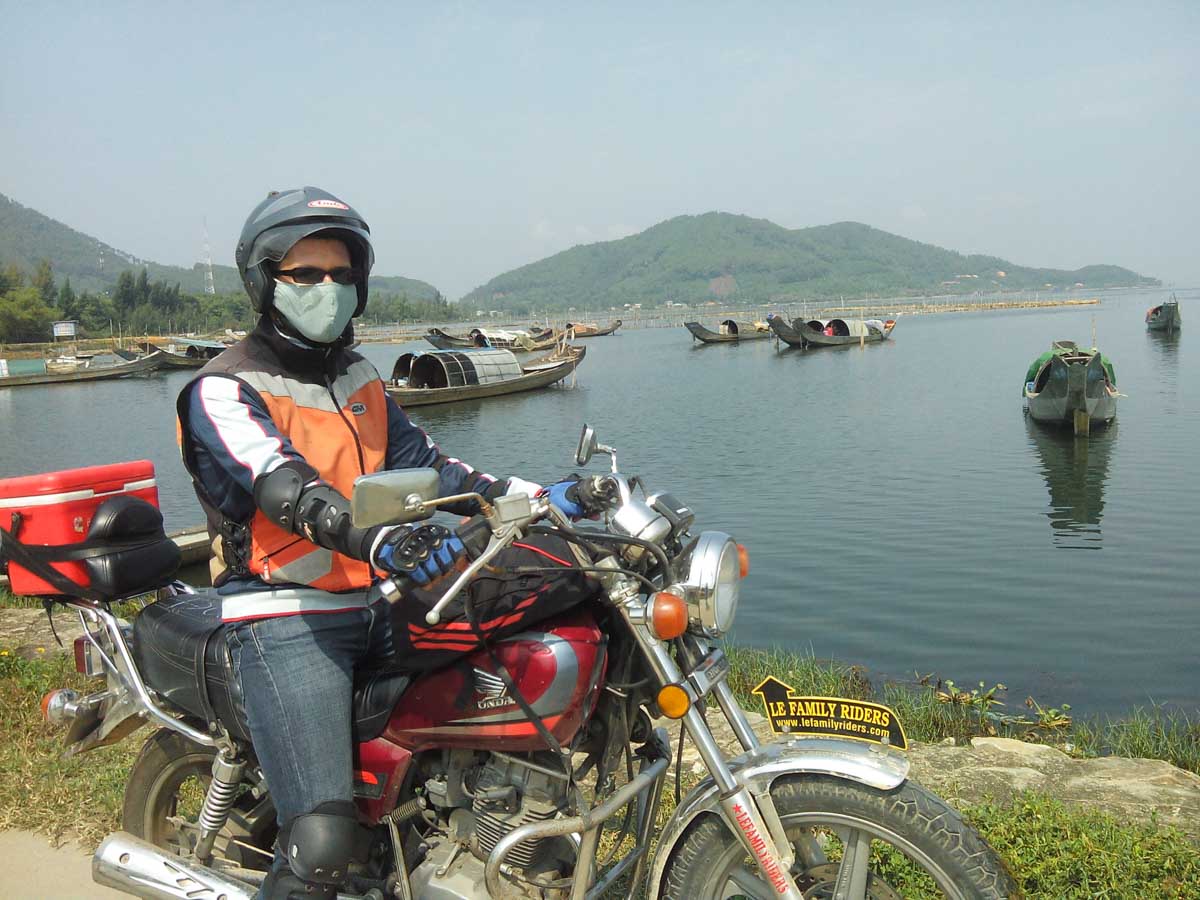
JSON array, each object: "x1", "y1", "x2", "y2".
[
  {"x1": 40, "y1": 691, "x2": 54, "y2": 722},
  {"x1": 737, "y1": 544, "x2": 750, "y2": 579},
  {"x1": 656, "y1": 684, "x2": 692, "y2": 719},
  {"x1": 650, "y1": 591, "x2": 688, "y2": 640}
]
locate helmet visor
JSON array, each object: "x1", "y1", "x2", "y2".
[{"x1": 247, "y1": 221, "x2": 374, "y2": 272}]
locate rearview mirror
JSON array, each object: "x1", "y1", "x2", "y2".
[
  {"x1": 575, "y1": 424, "x2": 598, "y2": 466},
  {"x1": 351, "y1": 469, "x2": 440, "y2": 528}
]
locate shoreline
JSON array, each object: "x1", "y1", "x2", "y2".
[{"x1": 0, "y1": 293, "x2": 1123, "y2": 355}]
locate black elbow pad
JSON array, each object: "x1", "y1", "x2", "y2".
[{"x1": 254, "y1": 461, "x2": 376, "y2": 561}]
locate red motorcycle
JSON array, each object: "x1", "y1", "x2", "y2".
[{"x1": 34, "y1": 426, "x2": 1015, "y2": 899}]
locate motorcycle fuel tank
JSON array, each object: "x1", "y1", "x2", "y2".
[{"x1": 383, "y1": 608, "x2": 606, "y2": 752}]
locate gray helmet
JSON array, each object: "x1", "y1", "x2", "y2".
[{"x1": 235, "y1": 186, "x2": 374, "y2": 315}]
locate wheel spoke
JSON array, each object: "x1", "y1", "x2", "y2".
[
  {"x1": 832, "y1": 828, "x2": 871, "y2": 900},
  {"x1": 725, "y1": 864, "x2": 775, "y2": 900}
]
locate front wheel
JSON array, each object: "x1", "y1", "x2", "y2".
[{"x1": 661, "y1": 775, "x2": 1017, "y2": 899}]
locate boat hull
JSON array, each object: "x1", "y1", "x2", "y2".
[
  {"x1": 0, "y1": 351, "x2": 167, "y2": 388},
  {"x1": 1025, "y1": 352, "x2": 1117, "y2": 431},
  {"x1": 767, "y1": 316, "x2": 807, "y2": 347}
]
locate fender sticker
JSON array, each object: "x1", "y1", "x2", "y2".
[{"x1": 751, "y1": 677, "x2": 907, "y2": 750}]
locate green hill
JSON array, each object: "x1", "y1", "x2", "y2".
[
  {"x1": 0, "y1": 192, "x2": 440, "y2": 300},
  {"x1": 463, "y1": 213, "x2": 1157, "y2": 312}
]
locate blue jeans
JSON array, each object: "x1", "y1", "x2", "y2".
[{"x1": 226, "y1": 602, "x2": 394, "y2": 885}]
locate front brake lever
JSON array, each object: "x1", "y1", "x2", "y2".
[
  {"x1": 419, "y1": 496, "x2": 562, "y2": 625},
  {"x1": 421, "y1": 525, "x2": 519, "y2": 624}
]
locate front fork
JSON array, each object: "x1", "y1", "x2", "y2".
[{"x1": 645, "y1": 637, "x2": 805, "y2": 899}]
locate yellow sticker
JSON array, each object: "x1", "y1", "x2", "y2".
[{"x1": 751, "y1": 677, "x2": 908, "y2": 751}]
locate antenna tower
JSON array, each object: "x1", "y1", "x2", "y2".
[{"x1": 202, "y1": 219, "x2": 216, "y2": 295}]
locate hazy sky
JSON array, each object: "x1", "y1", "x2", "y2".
[{"x1": 3, "y1": 2, "x2": 1197, "y2": 298}]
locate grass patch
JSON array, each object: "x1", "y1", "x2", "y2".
[
  {"x1": 969, "y1": 792, "x2": 1200, "y2": 898},
  {"x1": 0, "y1": 587, "x2": 45, "y2": 609},
  {"x1": 1, "y1": 651, "x2": 1199, "y2": 895},
  {"x1": 0, "y1": 650, "x2": 137, "y2": 845}
]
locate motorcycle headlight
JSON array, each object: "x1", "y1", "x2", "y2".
[{"x1": 678, "y1": 531, "x2": 740, "y2": 637}]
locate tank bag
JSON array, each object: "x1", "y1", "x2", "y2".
[{"x1": 388, "y1": 534, "x2": 599, "y2": 671}]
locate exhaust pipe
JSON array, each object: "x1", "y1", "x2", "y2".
[{"x1": 93, "y1": 832, "x2": 253, "y2": 900}]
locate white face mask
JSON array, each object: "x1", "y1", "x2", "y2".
[{"x1": 272, "y1": 279, "x2": 358, "y2": 344}]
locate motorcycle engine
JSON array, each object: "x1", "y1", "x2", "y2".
[
  {"x1": 410, "y1": 752, "x2": 574, "y2": 900},
  {"x1": 470, "y1": 755, "x2": 565, "y2": 868}
]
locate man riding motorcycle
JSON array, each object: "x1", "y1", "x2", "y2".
[{"x1": 175, "y1": 186, "x2": 584, "y2": 899}]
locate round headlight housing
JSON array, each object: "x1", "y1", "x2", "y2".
[{"x1": 678, "y1": 531, "x2": 741, "y2": 637}]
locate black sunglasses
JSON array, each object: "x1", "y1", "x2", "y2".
[{"x1": 275, "y1": 266, "x2": 363, "y2": 285}]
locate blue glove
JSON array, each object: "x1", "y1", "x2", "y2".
[
  {"x1": 543, "y1": 480, "x2": 584, "y2": 519},
  {"x1": 375, "y1": 524, "x2": 466, "y2": 586}
]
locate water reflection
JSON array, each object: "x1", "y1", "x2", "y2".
[
  {"x1": 1025, "y1": 416, "x2": 1116, "y2": 549},
  {"x1": 1146, "y1": 329, "x2": 1181, "y2": 361}
]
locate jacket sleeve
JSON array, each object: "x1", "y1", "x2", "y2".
[
  {"x1": 182, "y1": 374, "x2": 310, "y2": 521},
  {"x1": 384, "y1": 395, "x2": 515, "y2": 514}
]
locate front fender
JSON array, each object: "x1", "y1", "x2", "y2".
[{"x1": 648, "y1": 737, "x2": 909, "y2": 899}]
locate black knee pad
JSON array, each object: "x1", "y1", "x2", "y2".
[
  {"x1": 261, "y1": 866, "x2": 337, "y2": 900},
  {"x1": 281, "y1": 800, "x2": 358, "y2": 886}
]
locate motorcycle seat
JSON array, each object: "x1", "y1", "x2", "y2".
[{"x1": 132, "y1": 589, "x2": 410, "y2": 745}]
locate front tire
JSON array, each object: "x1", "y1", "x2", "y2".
[
  {"x1": 661, "y1": 775, "x2": 1017, "y2": 899},
  {"x1": 122, "y1": 729, "x2": 276, "y2": 872}
]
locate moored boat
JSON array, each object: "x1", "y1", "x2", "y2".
[
  {"x1": 425, "y1": 326, "x2": 557, "y2": 351},
  {"x1": 563, "y1": 319, "x2": 621, "y2": 337},
  {"x1": 142, "y1": 337, "x2": 227, "y2": 368},
  {"x1": 0, "y1": 351, "x2": 167, "y2": 388},
  {"x1": 684, "y1": 320, "x2": 771, "y2": 343},
  {"x1": 387, "y1": 345, "x2": 584, "y2": 407},
  {"x1": 771, "y1": 316, "x2": 896, "y2": 348},
  {"x1": 1023, "y1": 340, "x2": 1118, "y2": 435},
  {"x1": 1145, "y1": 295, "x2": 1182, "y2": 333}
]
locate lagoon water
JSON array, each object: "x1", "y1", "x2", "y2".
[{"x1": 1, "y1": 288, "x2": 1195, "y2": 715}]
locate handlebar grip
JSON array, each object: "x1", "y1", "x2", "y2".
[
  {"x1": 456, "y1": 516, "x2": 492, "y2": 559},
  {"x1": 575, "y1": 475, "x2": 617, "y2": 514}
]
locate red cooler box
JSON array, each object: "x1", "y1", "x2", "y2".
[{"x1": 0, "y1": 461, "x2": 160, "y2": 596}]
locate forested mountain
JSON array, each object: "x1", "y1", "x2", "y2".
[
  {"x1": 0, "y1": 192, "x2": 440, "y2": 300},
  {"x1": 463, "y1": 213, "x2": 1157, "y2": 313},
  {"x1": 0, "y1": 192, "x2": 456, "y2": 342}
]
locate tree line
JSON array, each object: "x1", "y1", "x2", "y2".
[{"x1": 0, "y1": 261, "x2": 463, "y2": 344}]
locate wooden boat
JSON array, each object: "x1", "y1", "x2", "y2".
[
  {"x1": 1145, "y1": 295, "x2": 1182, "y2": 333},
  {"x1": 772, "y1": 316, "x2": 896, "y2": 348},
  {"x1": 1024, "y1": 340, "x2": 1118, "y2": 435},
  {"x1": 0, "y1": 351, "x2": 167, "y2": 388},
  {"x1": 563, "y1": 319, "x2": 621, "y2": 337},
  {"x1": 142, "y1": 337, "x2": 226, "y2": 368},
  {"x1": 685, "y1": 320, "x2": 772, "y2": 343},
  {"x1": 387, "y1": 345, "x2": 585, "y2": 407},
  {"x1": 425, "y1": 326, "x2": 557, "y2": 351},
  {"x1": 115, "y1": 337, "x2": 226, "y2": 368}
]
